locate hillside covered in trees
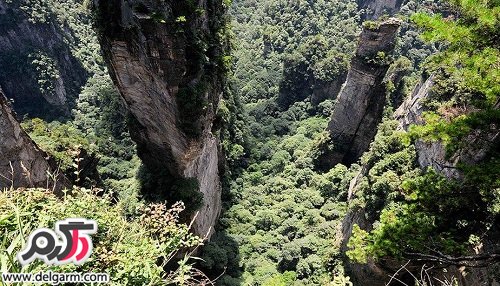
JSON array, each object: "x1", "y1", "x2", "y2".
[{"x1": 0, "y1": 0, "x2": 498, "y2": 285}]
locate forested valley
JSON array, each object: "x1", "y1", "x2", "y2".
[{"x1": 0, "y1": 0, "x2": 498, "y2": 285}]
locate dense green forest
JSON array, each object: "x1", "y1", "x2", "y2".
[{"x1": 0, "y1": 0, "x2": 498, "y2": 285}]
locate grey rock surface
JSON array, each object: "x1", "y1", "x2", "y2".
[
  {"x1": 95, "y1": 0, "x2": 226, "y2": 237},
  {"x1": 0, "y1": 87, "x2": 68, "y2": 191},
  {"x1": 395, "y1": 76, "x2": 500, "y2": 178},
  {"x1": 316, "y1": 18, "x2": 401, "y2": 170},
  {"x1": 358, "y1": 0, "x2": 404, "y2": 20},
  {"x1": 0, "y1": 0, "x2": 87, "y2": 118},
  {"x1": 343, "y1": 76, "x2": 500, "y2": 285}
]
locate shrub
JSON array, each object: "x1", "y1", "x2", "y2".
[{"x1": 0, "y1": 187, "x2": 204, "y2": 285}]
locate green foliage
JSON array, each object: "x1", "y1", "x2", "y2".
[
  {"x1": 347, "y1": 117, "x2": 499, "y2": 266},
  {"x1": 200, "y1": 0, "x2": 366, "y2": 283},
  {"x1": 9, "y1": 0, "x2": 141, "y2": 200},
  {"x1": 0, "y1": 188, "x2": 202, "y2": 285},
  {"x1": 9, "y1": 0, "x2": 106, "y2": 74},
  {"x1": 345, "y1": 0, "x2": 500, "y2": 261},
  {"x1": 407, "y1": 109, "x2": 500, "y2": 155},
  {"x1": 262, "y1": 271, "x2": 297, "y2": 286},
  {"x1": 278, "y1": 36, "x2": 353, "y2": 108},
  {"x1": 363, "y1": 20, "x2": 380, "y2": 30},
  {"x1": 29, "y1": 52, "x2": 60, "y2": 96},
  {"x1": 21, "y1": 118, "x2": 96, "y2": 179},
  {"x1": 348, "y1": 203, "x2": 442, "y2": 263},
  {"x1": 410, "y1": 0, "x2": 500, "y2": 133},
  {"x1": 8, "y1": 0, "x2": 499, "y2": 284},
  {"x1": 364, "y1": 51, "x2": 392, "y2": 66},
  {"x1": 230, "y1": 0, "x2": 360, "y2": 105},
  {"x1": 346, "y1": 225, "x2": 369, "y2": 263},
  {"x1": 72, "y1": 75, "x2": 139, "y2": 192},
  {"x1": 347, "y1": 162, "x2": 498, "y2": 263},
  {"x1": 203, "y1": 111, "x2": 354, "y2": 284}
]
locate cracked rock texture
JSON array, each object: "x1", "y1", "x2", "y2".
[
  {"x1": 316, "y1": 18, "x2": 401, "y2": 170},
  {"x1": 0, "y1": 87, "x2": 68, "y2": 191},
  {"x1": 395, "y1": 76, "x2": 500, "y2": 179},
  {"x1": 342, "y1": 76, "x2": 500, "y2": 286},
  {"x1": 95, "y1": 0, "x2": 226, "y2": 237}
]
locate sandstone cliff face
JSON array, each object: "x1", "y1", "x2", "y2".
[
  {"x1": 393, "y1": 76, "x2": 462, "y2": 177},
  {"x1": 395, "y1": 76, "x2": 499, "y2": 286},
  {"x1": 340, "y1": 206, "x2": 394, "y2": 286},
  {"x1": 316, "y1": 18, "x2": 401, "y2": 170},
  {"x1": 0, "y1": 0, "x2": 87, "y2": 118},
  {"x1": 342, "y1": 77, "x2": 500, "y2": 286},
  {"x1": 0, "y1": 88, "x2": 68, "y2": 191},
  {"x1": 310, "y1": 75, "x2": 347, "y2": 107},
  {"x1": 395, "y1": 76, "x2": 500, "y2": 179},
  {"x1": 95, "y1": 0, "x2": 227, "y2": 237},
  {"x1": 357, "y1": 0, "x2": 404, "y2": 20}
]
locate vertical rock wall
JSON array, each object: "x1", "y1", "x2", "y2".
[
  {"x1": 357, "y1": 0, "x2": 405, "y2": 20},
  {"x1": 0, "y1": 0, "x2": 88, "y2": 118},
  {"x1": 395, "y1": 76, "x2": 500, "y2": 179},
  {"x1": 94, "y1": 0, "x2": 227, "y2": 237},
  {"x1": 342, "y1": 76, "x2": 500, "y2": 286},
  {"x1": 316, "y1": 18, "x2": 401, "y2": 170},
  {"x1": 0, "y1": 87, "x2": 68, "y2": 191}
]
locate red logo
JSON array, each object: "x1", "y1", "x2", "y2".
[{"x1": 17, "y1": 219, "x2": 97, "y2": 265}]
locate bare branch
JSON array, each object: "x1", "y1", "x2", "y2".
[{"x1": 403, "y1": 251, "x2": 500, "y2": 268}]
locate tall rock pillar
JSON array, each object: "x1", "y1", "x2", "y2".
[
  {"x1": 94, "y1": 0, "x2": 227, "y2": 237},
  {"x1": 316, "y1": 18, "x2": 401, "y2": 170}
]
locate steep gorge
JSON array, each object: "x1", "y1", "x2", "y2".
[
  {"x1": 0, "y1": 0, "x2": 497, "y2": 284},
  {"x1": 0, "y1": 0, "x2": 88, "y2": 118}
]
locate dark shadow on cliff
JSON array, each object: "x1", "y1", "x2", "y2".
[
  {"x1": 198, "y1": 229, "x2": 242, "y2": 285},
  {"x1": 194, "y1": 106, "x2": 250, "y2": 284},
  {"x1": 136, "y1": 161, "x2": 243, "y2": 285},
  {"x1": 137, "y1": 165, "x2": 204, "y2": 215},
  {"x1": 197, "y1": 171, "x2": 244, "y2": 285},
  {"x1": 0, "y1": 1, "x2": 88, "y2": 121}
]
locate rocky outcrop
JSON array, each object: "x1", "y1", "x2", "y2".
[
  {"x1": 0, "y1": 0, "x2": 87, "y2": 118},
  {"x1": 316, "y1": 18, "x2": 401, "y2": 170},
  {"x1": 342, "y1": 77, "x2": 500, "y2": 286},
  {"x1": 393, "y1": 76, "x2": 462, "y2": 177},
  {"x1": 357, "y1": 0, "x2": 404, "y2": 20},
  {"x1": 395, "y1": 76, "x2": 500, "y2": 179},
  {"x1": 340, "y1": 207, "x2": 395, "y2": 286},
  {"x1": 94, "y1": 0, "x2": 227, "y2": 237},
  {"x1": 0, "y1": 88, "x2": 68, "y2": 191}
]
